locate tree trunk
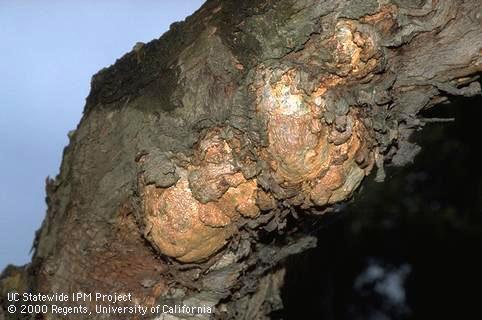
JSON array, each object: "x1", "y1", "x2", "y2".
[{"x1": 1, "y1": 0, "x2": 481, "y2": 319}]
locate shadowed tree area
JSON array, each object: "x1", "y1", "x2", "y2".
[{"x1": 279, "y1": 93, "x2": 482, "y2": 320}]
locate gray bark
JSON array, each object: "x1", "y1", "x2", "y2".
[{"x1": 1, "y1": 0, "x2": 481, "y2": 319}]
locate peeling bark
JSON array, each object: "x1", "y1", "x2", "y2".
[{"x1": 1, "y1": 0, "x2": 481, "y2": 319}]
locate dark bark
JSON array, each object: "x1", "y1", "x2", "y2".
[{"x1": 1, "y1": 0, "x2": 481, "y2": 319}]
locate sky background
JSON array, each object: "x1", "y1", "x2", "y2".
[{"x1": 0, "y1": 0, "x2": 205, "y2": 271}]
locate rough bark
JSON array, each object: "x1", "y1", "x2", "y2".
[{"x1": 1, "y1": 0, "x2": 481, "y2": 319}]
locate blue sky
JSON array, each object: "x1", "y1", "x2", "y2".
[{"x1": 0, "y1": 0, "x2": 205, "y2": 270}]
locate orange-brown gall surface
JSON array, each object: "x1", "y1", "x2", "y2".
[
  {"x1": 254, "y1": 65, "x2": 375, "y2": 208},
  {"x1": 140, "y1": 20, "x2": 381, "y2": 263},
  {"x1": 328, "y1": 20, "x2": 381, "y2": 78},
  {"x1": 360, "y1": 4, "x2": 399, "y2": 35},
  {"x1": 141, "y1": 130, "x2": 259, "y2": 263},
  {"x1": 143, "y1": 177, "x2": 234, "y2": 263}
]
